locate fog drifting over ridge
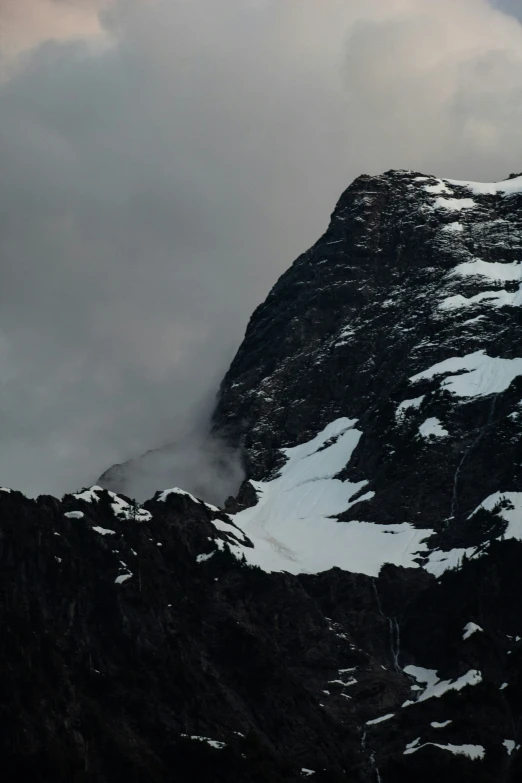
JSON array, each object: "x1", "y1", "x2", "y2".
[{"x1": 1, "y1": 0, "x2": 522, "y2": 499}]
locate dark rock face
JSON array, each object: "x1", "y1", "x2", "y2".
[
  {"x1": 2, "y1": 486, "x2": 522, "y2": 782},
  {"x1": 1, "y1": 486, "x2": 522, "y2": 781},
  {"x1": 3, "y1": 170, "x2": 522, "y2": 781},
  {"x1": 213, "y1": 170, "x2": 522, "y2": 545}
]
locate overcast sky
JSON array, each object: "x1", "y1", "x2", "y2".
[{"x1": 1, "y1": 0, "x2": 522, "y2": 498}]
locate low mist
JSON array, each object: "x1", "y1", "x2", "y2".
[{"x1": 98, "y1": 430, "x2": 245, "y2": 506}]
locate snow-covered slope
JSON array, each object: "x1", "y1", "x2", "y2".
[{"x1": 227, "y1": 417, "x2": 431, "y2": 575}]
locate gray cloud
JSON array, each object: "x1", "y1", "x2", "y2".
[
  {"x1": 1, "y1": 0, "x2": 522, "y2": 499},
  {"x1": 98, "y1": 429, "x2": 245, "y2": 505},
  {"x1": 491, "y1": 0, "x2": 522, "y2": 22}
]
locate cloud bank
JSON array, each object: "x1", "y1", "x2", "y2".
[{"x1": 0, "y1": 0, "x2": 522, "y2": 499}]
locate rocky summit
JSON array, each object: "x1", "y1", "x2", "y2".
[{"x1": 4, "y1": 169, "x2": 522, "y2": 782}]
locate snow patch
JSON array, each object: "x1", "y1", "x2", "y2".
[
  {"x1": 366, "y1": 713, "x2": 395, "y2": 726},
  {"x1": 109, "y1": 492, "x2": 152, "y2": 522},
  {"x1": 336, "y1": 325, "x2": 356, "y2": 345},
  {"x1": 423, "y1": 546, "x2": 477, "y2": 577},
  {"x1": 115, "y1": 573, "x2": 132, "y2": 584},
  {"x1": 410, "y1": 351, "x2": 522, "y2": 398},
  {"x1": 396, "y1": 395, "x2": 425, "y2": 422},
  {"x1": 404, "y1": 742, "x2": 485, "y2": 760},
  {"x1": 92, "y1": 526, "x2": 116, "y2": 536},
  {"x1": 180, "y1": 734, "x2": 226, "y2": 750},
  {"x1": 439, "y1": 289, "x2": 522, "y2": 311},
  {"x1": 431, "y1": 720, "x2": 452, "y2": 729},
  {"x1": 210, "y1": 516, "x2": 251, "y2": 546},
  {"x1": 73, "y1": 486, "x2": 103, "y2": 503},
  {"x1": 442, "y1": 222, "x2": 464, "y2": 233},
  {"x1": 196, "y1": 552, "x2": 215, "y2": 563},
  {"x1": 72, "y1": 486, "x2": 152, "y2": 522},
  {"x1": 329, "y1": 676, "x2": 356, "y2": 687},
  {"x1": 452, "y1": 259, "x2": 522, "y2": 282},
  {"x1": 425, "y1": 181, "x2": 453, "y2": 195},
  {"x1": 418, "y1": 418, "x2": 448, "y2": 439},
  {"x1": 434, "y1": 197, "x2": 476, "y2": 212},
  {"x1": 503, "y1": 740, "x2": 520, "y2": 755},
  {"x1": 64, "y1": 511, "x2": 84, "y2": 519},
  {"x1": 404, "y1": 665, "x2": 482, "y2": 703},
  {"x1": 446, "y1": 175, "x2": 522, "y2": 196},
  {"x1": 157, "y1": 486, "x2": 219, "y2": 512},
  {"x1": 460, "y1": 315, "x2": 485, "y2": 326},
  {"x1": 463, "y1": 622, "x2": 483, "y2": 640}
]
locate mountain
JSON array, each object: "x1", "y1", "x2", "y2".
[
  {"x1": 3, "y1": 169, "x2": 522, "y2": 782},
  {"x1": 212, "y1": 168, "x2": 522, "y2": 574}
]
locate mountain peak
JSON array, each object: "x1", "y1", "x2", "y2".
[{"x1": 212, "y1": 168, "x2": 522, "y2": 576}]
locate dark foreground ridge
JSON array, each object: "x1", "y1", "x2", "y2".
[
  {"x1": 5, "y1": 169, "x2": 522, "y2": 780},
  {"x1": 2, "y1": 486, "x2": 522, "y2": 782}
]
